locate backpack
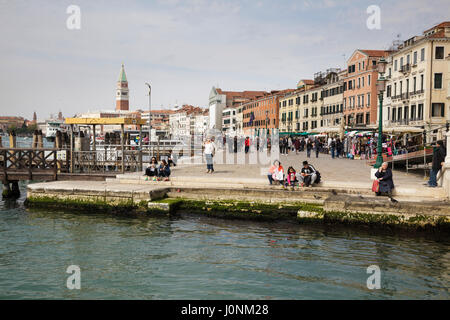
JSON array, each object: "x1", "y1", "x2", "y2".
[{"x1": 315, "y1": 171, "x2": 321, "y2": 183}]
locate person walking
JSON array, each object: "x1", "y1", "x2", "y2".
[
  {"x1": 294, "y1": 138, "x2": 301, "y2": 155},
  {"x1": 245, "y1": 136, "x2": 251, "y2": 153},
  {"x1": 336, "y1": 138, "x2": 342, "y2": 158},
  {"x1": 428, "y1": 140, "x2": 446, "y2": 187},
  {"x1": 314, "y1": 138, "x2": 321, "y2": 158},
  {"x1": 330, "y1": 137, "x2": 336, "y2": 159},
  {"x1": 306, "y1": 138, "x2": 313, "y2": 158},
  {"x1": 204, "y1": 137, "x2": 216, "y2": 174}
]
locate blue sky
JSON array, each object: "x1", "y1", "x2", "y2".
[{"x1": 0, "y1": 0, "x2": 449, "y2": 119}]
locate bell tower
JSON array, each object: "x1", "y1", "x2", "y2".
[{"x1": 116, "y1": 64, "x2": 129, "y2": 111}]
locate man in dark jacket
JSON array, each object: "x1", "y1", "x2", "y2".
[
  {"x1": 298, "y1": 161, "x2": 318, "y2": 187},
  {"x1": 428, "y1": 140, "x2": 447, "y2": 187}
]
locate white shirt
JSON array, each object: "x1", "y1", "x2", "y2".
[{"x1": 204, "y1": 142, "x2": 215, "y2": 155}]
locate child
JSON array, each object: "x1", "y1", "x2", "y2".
[
  {"x1": 158, "y1": 160, "x2": 171, "y2": 181},
  {"x1": 285, "y1": 166, "x2": 298, "y2": 188}
]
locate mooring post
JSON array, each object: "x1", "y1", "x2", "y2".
[
  {"x1": 37, "y1": 130, "x2": 43, "y2": 148},
  {"x1": 32, "y1": 130, "x2": 38, "y2": 149},
  {"x1": 0, "y1": 134, "x2": 2, "y2": 148},
  {"x1": 55, "y1": 131, "x2": 62, "y2": 173},
  {"x1": 2, "y1": 180, "x2": 11, "y2": 198},
  {"x1": 11, "y1": 181, "x2": 20, "y2": 198}
]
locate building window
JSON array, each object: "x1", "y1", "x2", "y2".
[
  {"x1": 368, "y1": 75, "x2": 371, "y2": 86},
  {"x1": 394, "y1": 60, "x2": 397, "y2": 71},
  {"x1": 434, "y1": 73, "x2": 443, "y2": 89},
  {"x1": 431, "y1": 103, "x2": 444, "y2": 117},
  {"x1": 400, "y1": 57, "x2": 403, "y2": 67},
  {"x1": 392, "y1": 108, "x2": 396, "y2": 122},
  {"x1": 418, "y1": 104, "x2": 423, "y2": 120},
  {"x1": 420, "y1": 48, "x2": 425, "y2": 61},
  {"x1": 420, "y1": 74, "x2": 424, "y2": 91},
  {"x1": 413, "y1": 51, "x2": 417, "y2": 65},
  {"x1": 365, "y1": 113, "x2": 370, "y2": 124},
  {"x1": 410, "y1": 105, "x2": 416, "y2": 120},
  {"x1": 435, "y1": 46, "x2": 444, "y2": 59}
]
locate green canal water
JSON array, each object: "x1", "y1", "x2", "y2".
[{"x1": 0, "y1": 182, "x2": 449, "y2": 299}]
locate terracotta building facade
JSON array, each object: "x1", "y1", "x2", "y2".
[{"x1": 342, "y1": 49, "x2": 390, "y2": 127}]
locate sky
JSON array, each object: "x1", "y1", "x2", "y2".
[{"x1": 0, "y1": 0, "x2": 449, "y2": 119}]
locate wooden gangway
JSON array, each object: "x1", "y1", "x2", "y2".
[{"x1": 366, "y1": 147, "x2": 434, "y2": 167}]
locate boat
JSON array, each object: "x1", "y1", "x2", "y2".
[{"x1": 45, "y1": 121, "x2": 69, "y2": 141}]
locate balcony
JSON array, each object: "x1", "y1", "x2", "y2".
[
  {"x1": 400, "y1": 64, "x2": 411, "y2": 74},
  {"x1": 401, "y1": 92, "x2": 409, "y2": 100}
]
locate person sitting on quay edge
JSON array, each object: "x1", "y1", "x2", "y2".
[
  {"x1": 298, "y1": 161, "x2": 319, "y2": 187},
  {"x1": 145, "y1": 157, "x2": 159, "y2": 180},
  {"x1": 268, "y1": 160, "x2": 284, "y2": 185},
  {"x1": 374, "y1": 162, "x2": 397, "y2": 203},
  {"x1": 158, "y1": 159, "x2": 171, "y2": 181},
  {"x1": 285, "y1": 166, "x2": 298, "y2": 189},
  {"x1": 428, "y1": 140, "x2": 447, "y2": 188}
]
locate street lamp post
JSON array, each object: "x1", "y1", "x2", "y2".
[
  {"x1": 374, "y1": 57, "x2": 388, "y2": 169},
  {"x1": 145, "y1": 83, "x2": 151, "y2": 159}
]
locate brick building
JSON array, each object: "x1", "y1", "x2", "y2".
[
  {"x1": 241, "y1": 89, "x2": 294, "y2": 136},
  {"x1": 342, "y1": 49, "x2": 391, "y2": 127}
]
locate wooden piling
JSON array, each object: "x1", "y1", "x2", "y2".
[
  {"x1": 37, "y1": 130, "x2": 43, "y2": 148},
  {"x1": 9, "y1": 131, "x2": 16, "y2": 148},
  {"x1": 32, "y1": 130, "x2": 38, "y2": 149}
]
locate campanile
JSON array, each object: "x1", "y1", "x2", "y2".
[{"x1": 116, "y1": 64, "x2": 129, "y2": 111}]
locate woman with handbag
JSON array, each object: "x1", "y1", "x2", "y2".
[{"x1": 374, "y1": 162, "x2": 397, "y2": 203}]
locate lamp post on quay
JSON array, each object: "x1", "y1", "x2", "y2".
[
  {"x1": 145, "y1": 83, "x2": 151, "y2": 159},
  {"x1": 374, "y1": 57, "x2": 388, "y2": 169}
]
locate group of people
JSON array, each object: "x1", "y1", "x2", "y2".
[
  {"x1": 268, "y1": 160, "x2": 321, "y2": 188},
  {"x1": 144, "y1": 157, "x2": 172, "y2": 181}
]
